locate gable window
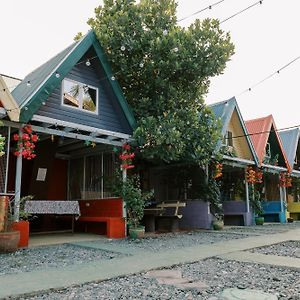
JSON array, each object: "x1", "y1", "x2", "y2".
[
  {"x1": 223, "y1": 131, "x2": 233, "y2": 147},
  {"x1": 265, "y1": 142, "x2": 271, "y2": 159},
  {"x1": 62, "y1": 78, "x2": 98, "y2": 114}
]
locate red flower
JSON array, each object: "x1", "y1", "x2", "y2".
[
  {"x1": 31, "y1": 135, "x2": 38, "y2": 142},
  {"x1": 13, "y1": 134, "x2": 19, "y2": 141},
  {"x1": 122, "y1": 143, "x2": 131, "y2": 150},
  {"x1": 22, "y1": 133, "x2": 30, "y2": 141},
  {"x1": 23, "y1": 125, "x2": 33, "y2": 134}
]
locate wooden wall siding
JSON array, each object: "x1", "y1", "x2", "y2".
[
  {"x1": 36, "y1": 47, "x2": 132, "y2": 135},
  {"x1": 227, "y1": 109, "x2": 253, "y2": 160}
]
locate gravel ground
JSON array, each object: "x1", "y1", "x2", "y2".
[
  {"x1": 95, "y1": 231, "x2": 252, "y2": 252},
  {"x1": 0, "y1": 244, "x2": 128, "y2": 276},
  {"x1": 224, "y1": 221, "x2": 300, "y2": 235},
  {"x1": 249, "y1": 240, "x2": 300, "y2": 258},
  {"x1": 19, "y1": 258, "x2": 300, "y2": 300}
]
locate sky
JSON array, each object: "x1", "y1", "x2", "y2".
[{"x1": 0, "y1": 0, "x2": 299, "y2": 129}]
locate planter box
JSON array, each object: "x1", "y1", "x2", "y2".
[
  {"x1": 12, "y1": 221, "x2": 29, "y2": 248},
  {"x1": 179, "y1": 200, "x2": 212, "y2": 230},
  {"x1": 0, "y1": 231, "x2": 20, "y2": 253},
  {"x1": 222, "y1": 201, "x2": 253, "y2": 226}
]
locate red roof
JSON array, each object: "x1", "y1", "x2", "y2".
[{"x1": 245, "y1": 115, "x2": 290, "y2": 171}]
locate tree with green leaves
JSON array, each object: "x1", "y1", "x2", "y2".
[{"x1": 87, "y1": 0, "x2": 234, "y2": 166}]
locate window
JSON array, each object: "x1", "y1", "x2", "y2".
[
  {"x1": 223, "y1": 131, "x2": 233, "y2": 147},
  {"x1": 62, "y1": 78, "x2": 98, "y2": 113},
  {"x1": 68, "y1": 153, "x2": 116, "y2": 200},
  {"x1": 265, "y1": 142, "x2": 271, "y2": 159}
]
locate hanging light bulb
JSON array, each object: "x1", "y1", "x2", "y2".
[
  {"x1": 111, "y1": 76, "x2": 115, "y2": 81},
  {"x1": 55, "y1": 72, "x2": 60, "y2": 78},
  {"x1": 139, "y1": 62, "x2": 144, "y2": 68},
  {"x1": 163, "y1": 30, "x2": 168, "y2": 36},
  {"x1": 173, "y1": 47, "x2": 178, "y2": 52},
  {"x1": 85, "y1": 59, "x2": 91, "y2": 67},
  {"x1": 120, "y1": 45, "x2": 126, "y2": 51},
  {"x1": 26, "y1": 81, "x2": 31, "y2": 87}
]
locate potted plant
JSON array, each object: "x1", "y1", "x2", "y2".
[
  {"x1": 206, "y1": 177, "x2": 224, "y2": 230},
  {"x1": 112, "y1": 171, "x2": 153, "y2": 239},
  {"x1": 0, "y1": 196, "x2": 20, "y2": 253},
  {"x1": 11, "y1": 195, "x2": 34, "y2": 248},
  {"x1": 121, "y1": 176, "x2": 153, "y2": 239},
  {"x1": 250, "y1": 187, "x2": 264, "y2": 225}
]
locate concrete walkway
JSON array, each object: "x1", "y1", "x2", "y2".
[{"x1": 0, "y1": 228, "x2": 299, "y2": 299}]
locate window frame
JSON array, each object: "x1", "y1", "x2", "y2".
[{"x1": 61, "y1": 78, "x2": 99, "y2": 115}]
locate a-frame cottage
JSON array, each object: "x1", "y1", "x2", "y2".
[
  {"x1": 279, "y1": 128, "x2": 300, "y2": 220},
  {"x1": 0, "y1": 31, "x2": 136, "y2": 238},
  {"x1": 245, "y1": 115, "x2": 290, "y2": 223},
  {"x1": 209, "y1": 97, "x2": 259, "y2": 226}
]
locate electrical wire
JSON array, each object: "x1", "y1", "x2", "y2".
[
  {"x1": 0, "y1": 0, "x2": 266, "y2": 94},
  {"x1": 220, "y1": 0, "x2": 263, "y2": 24},
  {"x1": 237, "y1": 55, "x2": 300, "y2": 96},
  {"x1": 229, "y1": 123, "x2": 300, "y2": 140},
  {"x1": 177, "y1": 0, "x2": 225, "y2": 22}
]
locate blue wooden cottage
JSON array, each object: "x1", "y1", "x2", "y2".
[
  {"x1": 0, "y1": 31, "x2": 136, "y2": 237},
  {"x1": 279, "y1": 128, "x2": 300, "y2": 220}
]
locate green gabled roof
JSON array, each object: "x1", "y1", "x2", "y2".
[{"x1": 12, "y1": 31, "x2": 136, "y2": 129}]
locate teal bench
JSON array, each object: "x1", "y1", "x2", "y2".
[{"x1": 261, "y1": 201, "x2": 286, "y2": 223}]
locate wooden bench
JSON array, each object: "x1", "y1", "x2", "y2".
[
  {"x1": 77, "y1": 198, "x2": 125, "y2": 238},
  {"x1": 222, "y1": 201, "x2": 251, "y2": 226},
  {"x1": 287, "y1": 202, "x2": 300, "y2": 220},
  {"x1": 155, "y1": 201, "x2": 186, "y2": 232},
  {"x1": 261, "y1": 201, "x2": 286, "y2": 223}
]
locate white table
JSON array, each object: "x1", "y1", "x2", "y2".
[{"x1": 25, "y1": 200, "x2": 80, "y2": 233}]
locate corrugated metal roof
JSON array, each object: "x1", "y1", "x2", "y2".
[
  {"x1": 279, "y1": 128, "x2": 300, "y2": 168},
  {"x1": 245, "y1": 115, "x2": 290, "y2": 170},
  {"x1": 0, "y1": 75, "x2": 20, "y2": 121},
  {"x1": 9, "y1": 31, "x2": 136, "y2": 129},
  {"x1": 209, "y1": 97, "x2": 259, "y2": 165},
  {"x1": 209, "y1": 97, "x2": 236, "y2": 137},
  {"x1": 12, "y1": 42, "x2": 77, "y2": 107}
]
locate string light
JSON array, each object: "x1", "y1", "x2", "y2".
[
  {"x1": 220, "y1": 0, "x2": 263, "y2": 24},
  {"x1": 237, "y1": 55, "x2": 300, "y2": 96},
  {"x1": 0, "y1": 1, "x2": 265, "y2": 95},
  {"x1": 177, "y1": 0, "x2": 225, "y2": 22}
]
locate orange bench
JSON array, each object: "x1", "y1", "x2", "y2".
[{"x1": 77, "y1": 198, "x2": 125, "y2": 238}]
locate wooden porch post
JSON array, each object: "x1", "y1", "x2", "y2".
[
  {"x1": 245, "y1": 168, "x2": 250, "y2": 213},
  {"x1": 14, "y1": 129, "x2": 23, "y2": 222},
  {"x1": 279, "y1": 185, "x2": 285, "y2": 211},
  {"x1": 4, "y1": 126, "x2": 11, "y2": 194},
  {"x1": 122, "y1": 167, "x2": 127, "y2": 236}
]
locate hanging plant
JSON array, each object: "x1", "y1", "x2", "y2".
[
  {"x1": 0, "y1": 121, "x2": 5, "y2": 157},
  {"x1": 0, "y1": 135, "x2": 5, "y2": 157},
  {"x1": 214, "y1": 162, "x2": 223, "y2": 179},
  {"x1": 119, "y1": 143, "x2": 135, "y2": 170},
  {"x1": 13, "y1": 124, "x2": 38, "y2": 160},
  {"x1": 279, "y1": 172, "x2": 292, "y2": 188},
  {"x1": 246, "y1": 166, "x2": 263, "y2": 184}
]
